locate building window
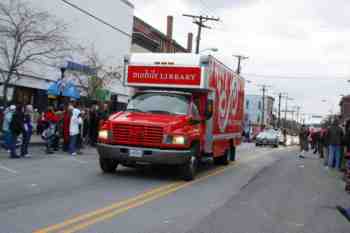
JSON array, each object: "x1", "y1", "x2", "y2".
[
  {"x1": 246, "y1": 100, "x2": 250, "y2": 109},
  {"x1": 258, "y1": 101, "x2": 261, "y2": 110}
]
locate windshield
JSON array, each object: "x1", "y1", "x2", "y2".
[{"x1": 127, "y1": 93, "x2": 190, "y2": 115}]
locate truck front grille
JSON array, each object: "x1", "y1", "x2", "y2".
[{"x1": 112, "y1": 124, "x2": 163, "y2": 147}]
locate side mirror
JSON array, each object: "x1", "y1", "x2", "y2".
[{"x1": 205, "y1": 99, "x2": 213, "y2": 120}]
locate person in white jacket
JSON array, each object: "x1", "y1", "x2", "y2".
[{"x1": 69, "y1": 108, "x2": 82, "y2": 156}]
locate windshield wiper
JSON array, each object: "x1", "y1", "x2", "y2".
[
  {"x1": 147, "y1": 110, "x2": 173, "y2": 115},
  {"x1": 126, "y1": 108, "x2": 144, "y2": 113}
]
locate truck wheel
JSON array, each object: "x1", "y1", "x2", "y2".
[
  {"x1": 181, "y1": 145, "x2": 199, "y2": 181},
  {"x1": 99, "y1": 157, "x2": 118, "y2": 173},
  {"x1": 222, "y1": 148, "x2": 230, "y2": 165}
]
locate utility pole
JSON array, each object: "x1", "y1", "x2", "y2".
[
  {"x1": 183, "y1": 14, "x2": 220, "y2": 54},
  {"x1": 295, "y1": 106, "x2": 301, "y2": 125},
  {"x1": 258, "y1": 84, "x2": 272, "y2": 129},
  {"x1": 284, "y1": 95, "x2": 294, "y2": 128},
  {"x1": 276, "y1": 92, "x2": 287, "y2": 129},
  {"x1": 233, "y1": 55, "x2": 248, "y2": 75}
]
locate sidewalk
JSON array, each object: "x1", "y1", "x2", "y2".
[{"x1": 188, "y1": 151, "x2": 350, "y2": 233}]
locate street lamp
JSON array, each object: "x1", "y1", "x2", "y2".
[{"x1": 199, "y1": 48, "x2": 218, "y2": 53}]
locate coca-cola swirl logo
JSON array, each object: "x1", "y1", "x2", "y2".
[{"x1": 212, "y1": 63, "x2": 240, "y2": 133}]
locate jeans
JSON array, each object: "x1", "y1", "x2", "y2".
[
  {"x1": 21, "y1": 131, "x2": 32, "y2": 156},
  {"x1": 3, "y1": 131, "x2": 11, "y2": 150},
  {"x1": 328, "y1": 145, "x2": 341, "y2": 169},
  {"x1": 69, "y1": 135, "x2": 78, "y2": 154},
  {"x1": 9, "y1": 134, "x2": 18, "y2": 157}
]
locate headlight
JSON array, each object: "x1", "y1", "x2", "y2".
[
  {"x1": 172, "y1": 136, "x2": 186, "y2": 145},
  {"x1": 98, "y1": 130, "x2": 109, "y2": 140},
  {"x1": 164, "y1": 135, "x2": 187, "y2": 145}
]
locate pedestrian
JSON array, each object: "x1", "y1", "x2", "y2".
[
  {"x1": 298, "y1": 124, "x2": 309, "y2": 159},
  {"x1": 62, "y1": 105, "x2": 72, "y2": 152},
  {"x1": 99, "y1": 103, "x2": 109, "y2": 122},
  {"x1": 89, "y1": 105, "x2": 99, "y2": 147},
  {"x1": 320, "y1": 126, "x2": 329, "y2": 163},
  {"x1": 20, "y1": 105, "x2": 34, "y2": 158},
  {"x1": 327, "y1": 119, "x2": 344, "y2": 170},
  {"x1": 69, "y1": 107, "x2": 82, "y2": 156},
  {"x1": 43, "y1": 106, "x2": 59, "y2": 154},
  {"x1": 2, "y1": 105, "x2": 16, "y2": 151},
  {"x1": 9, "y1": 105, "x2": 24, "y2": 159},
  {"x1": 343, "y1": 119, "x2": 350, "y2": 192}
]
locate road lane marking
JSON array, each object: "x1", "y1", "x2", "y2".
[
  {"x1": 33, "y1": 182, "x2": 182, "y2": 233},
  {"x1": 60, "y1": 166, "x2": 231, "y2": 233},
  {"x1": 0, "y1": 163, "x2": 18, "y2": 174},
  {"x1": 34, "y1": 147, "x2": 292, "y2": 233},
  {"x1": 33, "y1": 164, "x2": 233, "y2": 233}
]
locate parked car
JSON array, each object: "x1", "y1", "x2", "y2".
[{"x1": 255, "y1": 129, "x2": 279, "y2": 147}]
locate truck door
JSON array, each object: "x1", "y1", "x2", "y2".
[{"x1": 204, "y1": 91, "x2": 215, "y2": 154}]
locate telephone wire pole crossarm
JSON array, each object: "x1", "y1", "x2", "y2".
[{"x1": 183, "y1": 14, "x2": 220, "y2": 54}]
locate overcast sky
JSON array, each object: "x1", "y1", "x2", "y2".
[{"x1": 133, "y1": 0, "x2": 350, "y2": 122}]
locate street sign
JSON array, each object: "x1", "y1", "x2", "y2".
[{"x1": 65, "y1": 61, "x2": 97, "y2": 76}]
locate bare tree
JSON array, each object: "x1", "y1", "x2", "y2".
[
  {"x1": 73, "y1": 46, "x2": 123, "y2": 101},
  {"x1": 0, "y1": 0, "x2": 70, "y2": 105}
]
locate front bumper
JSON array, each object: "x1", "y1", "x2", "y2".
[
  {"x1": 97, "y1": 143, "x2": 192, "y2": 165},
  {"x1": 256, "y1": 139, "x2": 279, "y2": 145}
]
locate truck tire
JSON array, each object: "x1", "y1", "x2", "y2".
[
  {"x1": 99, "y1": 157, "x2": 118, "y2": 173},
  {"x1": 214, "y1": 146, "x2": 232, "y2": 165},
  {"x1": 181, "y1": 144, "x2": 199, "y2": 181}
]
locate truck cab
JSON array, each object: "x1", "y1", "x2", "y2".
[{"x1": 97, "y1": 53, "x2": 245, "y2": 181}]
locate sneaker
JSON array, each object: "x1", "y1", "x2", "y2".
[
  {"x1": 336, "y1": 206, "x2": 350, "y2": 222},
  {"x1": 9, "y1": 155, "x2": 20, "y2": 159},
  {"x1": 23, "y1": 154, "x2": 32, "y2": 158},
  {"x1": 71, "y1": 152, "x2": 77, "y2": 156},
  {"x1": 298, "y1": 155, "x2": 305, "y2": 159}
]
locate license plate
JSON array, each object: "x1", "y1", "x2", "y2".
[{"x1": 129, "y1": 149, "x2": 143, "y2": 158}]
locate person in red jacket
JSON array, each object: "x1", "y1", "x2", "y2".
[{"x1": 62, "y1": 105, "x2": 72, "y2": 152}]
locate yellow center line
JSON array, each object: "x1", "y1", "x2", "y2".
[
  {"x1": 33, "y1": 162, "x2": 236, "y2": 233},
  {"x1": 61, "y1": 165, "x2": 232, "y2": 233},
  {"x1": 33, "y1": 182, "x2": 182, "y2": 233}
]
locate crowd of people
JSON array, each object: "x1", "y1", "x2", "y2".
[
  {"x1": 0, "y1": 102, "x2": 110, "y2": 158},
  {"x1": 298, "y1": 119, "x2": 350, "y2": 221}
]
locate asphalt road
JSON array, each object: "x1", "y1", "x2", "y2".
[{"x1": 0, "y1": 144, "x2": 346, "y2": 233}]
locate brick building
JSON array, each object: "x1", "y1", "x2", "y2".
[{"x1": 131, "y1": 16, "x2": 193, "y2": 53}]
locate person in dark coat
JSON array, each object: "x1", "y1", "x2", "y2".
[
  {"x1": 299, "y1": 125, "x2": 309, "y2": 159},
  {"x1": 326, "y1": 119, "x2": 344, "y2": 169},
  {"x1": 89, "y1": 105, "x2": 99, "y2": 147},
  {"x1": 9, "y1": 105, "x2": 24, "y2": 158},
  {"x1": 343, "y1": 119, "x2": 350, "y2": 192},
  {"x1": 21, "y1": 105, "x2": 33, "y2": 158},
  {"x1": 62, "y1": 105, "x2": 72, "y2": 152}
]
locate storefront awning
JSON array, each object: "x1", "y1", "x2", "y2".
[{"x1": 47, "y1": 81, "x2": 80, "y2": 99}]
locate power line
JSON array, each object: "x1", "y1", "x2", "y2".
[
  {"x1": 243, "y1": 72, "x2": 350, "y2": 80},
  {"x1": 60, "y1": 0, "x2": 131, "y2": 38}
]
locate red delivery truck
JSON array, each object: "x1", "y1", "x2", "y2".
[{"x1": 97, "y1": 53, "x2": 245, "y2": 181}]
